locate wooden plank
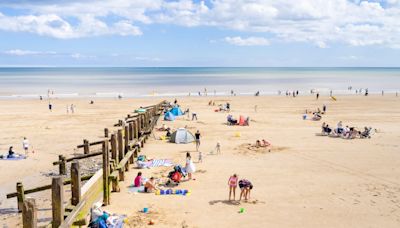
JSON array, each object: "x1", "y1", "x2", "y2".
[
  {"x1": 7, "y1": 174, "x2": 94, "y2": 198},
  {"x1": 22, "y1": 198, "x2": 37, "y2": 228},
  {"x1": 58, "y1": 200, "x2": 86, "y2": 228},
  {"x1": 110, "y1": 134, "x2": 117, "y2": 163},
  {"x1": 83, "y1": 140, "x2": 89, "y2": 154},
  {"x1": 124, "y1": 125, "x2": 129, "y2": 154},
  {"x1": 52, "y1": 176, "x2": 64, "y2": 228},
  {"x1": 52, "y1": 151, "x2": 103, "y2": 165}
]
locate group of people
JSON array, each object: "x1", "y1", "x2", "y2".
[
  {"x1": 2, "y1": 137, "x2": 30, "y2": 159},
  {"x1": 321, "y1": 121, "x2": 372, "y2": 139},
  {"x1": 227, "y1": 114, "x2": 249, "y2": 126},
  {"x1": 255, "y1": 139, "x2": 271, "y2": 148},
  {"x1": 304, "y1": 104, "x2": 327, "y2": 121},
  {"x1": 228, "y1": 174, "x2": 254, "y2": 201}
]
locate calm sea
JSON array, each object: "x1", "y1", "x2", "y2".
[{"x1": 0, "y1": 67, "x2": 399, "y2": 98}]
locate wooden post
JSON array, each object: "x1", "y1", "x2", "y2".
[
  {"x1": 124, "y1": 125, "x2": 129, "y2": 154},
  {"x1": 22, "y1": 198, "x2": 37, "y2": 228},
  {"x1": 52, "y1": 176, "x2": 64, "y2": 228},
  {"x1": 71, "y1": 161, "x2": 81, "y2": 206},
  {"x1": 83, "y1": 139, "x2": 90, "y2": 154},
  {"x1": 59, "y1": 155, "x2": 66, "y2": 175},
  {"x1": 102, "y1": 140, "x2": 110, "y2": 206},
  {"x1": 17, "y1": 182, "x2": 25, "y2": 212},
  {"x1": 129, "y1": 123, "x2": 133, "y2": 141},
  {"x1": 117, "y1": 129, "x2": 123, "y2": 162},
  {"x1": 110, "y1": 134, "x2": 118, "y2": 163},
  {"x1": 104, "y1": 128, "x2": 109, "y2": 138},
  {"x1": 133, "y1": 120, "x2": 138, "y2": 139}
]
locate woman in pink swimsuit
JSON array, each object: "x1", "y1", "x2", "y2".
[{"x1": 228, "y1": 174, "x2": 238, "y2": 201}]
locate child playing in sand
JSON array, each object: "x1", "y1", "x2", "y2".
[
  {"x1": 228, "y1": 174, "x2": 238, "y2": 201},
  {"x1": 198, "y1": 151, "x2": 203, "y2": 163},
  {"x1": 216, "y1": 141, "x2": 221, "y2": 154}
]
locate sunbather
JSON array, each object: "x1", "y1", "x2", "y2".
[
  {"x1": 7, "y1": 146, "x2": 15, "y2": 158},
  {"x1": 227, "y1": 114, "x2": 237, "y2": 125},
  {"x1": 144, "y1": 177, "x2": 158, "y2": 193}
]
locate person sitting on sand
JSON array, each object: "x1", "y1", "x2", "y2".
[
  {"x1": 227, "y1": 114, "x2": 237, "y2": 125},
  {"x1": 7, "y1": 146, "x2": 15, "y2": 158},
  {"x1": 134, "y1": 172, "x2": 143, "y2": 187},
  {"x1": 144, "y1": 177, "x2": 158, "y2": 193},
  {"x1": 228, "y1": 174, "x2": 238, "y2": 201},
  {"x1": 312, "y1": 112, "x2": 322, "y2": 121},
  {"x1": 336, "y1": 121, "x2": 343, "y2": 134},
  {"x1": 256, "y1": 140, "x2": 261, "y2": 147}
]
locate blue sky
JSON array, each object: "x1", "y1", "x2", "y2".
[{"x1": 0, "y1": 0, "x2": 399, "y2": 67}]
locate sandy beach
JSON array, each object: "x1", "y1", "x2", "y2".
[{"x1": 1, "y1": 95, "x2": 400, "y2": 227}]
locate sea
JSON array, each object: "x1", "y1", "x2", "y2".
[{"x1": 0, "y1": 67, "x2": 399, "y2": 99}]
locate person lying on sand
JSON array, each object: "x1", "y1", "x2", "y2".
[{"x1": 255, "y1": 139, "x2": 271, "y2": 148}]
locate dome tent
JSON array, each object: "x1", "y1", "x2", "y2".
[
  {"x1": 169, "y1": 128, "x2": 195, "y2": 144},
  {"x1": 164, "y1": 111, "x2": 176, "y2": 121},
  {"x1": 171, "y1": 107, "x2": 183, "y2": 116}
]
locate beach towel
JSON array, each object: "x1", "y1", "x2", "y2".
[
  {"x1": 107, "y1": 215, "x2": 126, "y2": 228},
  {"x1": 128, "y1": 185, "x2": 145, "y2": 193},
  {"x1": 137, "y1": 159, "x2": 173, "y2": 168},
  {"x1": 1, "y1": 154, "x2": 26, "y2": 160},
  {"x1": 149, "y1": 159, "x2": 173, "y2": 167}
]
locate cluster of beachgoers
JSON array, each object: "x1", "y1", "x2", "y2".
[{"x1": 318, "y1": 121, "x2": 374, "y2": 139}]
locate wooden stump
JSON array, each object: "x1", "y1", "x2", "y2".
[
  {"x1": 17, "y1": 182, "x2": 25, "y2": 213},
  {"x1": 83, "y1": 139, "x2": 90, "y2": 154},
  {"x1": 22, "y1": 198, "x2": 37, "y2": 228},
  {"x1": 117, "y1": 129, "x2": 123, "y2": 162},
  {"x1": 124, "y1": 126, "x2": 129, "y2": 154},
  {"x1": 51, "y1": 176, "x2": 64, "y2": 228},
  {"x1": 102, "y1": 140, "x2": 110, "y2": 206},
  {"x1": 129, "y1": 123, "x2": 133, "y2": 141},
  {"x1": 71, "y1": 161, "x2": 81, "y2": 206},
  {"x1": 110, "y1": 134, "x2": 118, "y2": 163},
  {"x1": 104, "y1": 128, "x2": 109, "y2": 138},
  {"x1": 58, "y1": 155, "x2": 66, "y2": 175}
]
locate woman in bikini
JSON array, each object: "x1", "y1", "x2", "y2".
[{"x1": 228, "y1": 174, "x2": 238, "y2": 201}]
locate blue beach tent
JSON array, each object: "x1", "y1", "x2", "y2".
[
  {"x1": 171, "y1": 107, "x2": 183, "y2": 116},
  {"x1": 164, "y1": 111, "x2": 176, "y2": 121}
]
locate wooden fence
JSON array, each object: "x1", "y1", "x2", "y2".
[{"x1": 6, "y1": 101, "x2": 167, "y2": 228}]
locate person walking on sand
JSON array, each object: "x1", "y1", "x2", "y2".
[
  {"x1": 70, "y1": 104, "x2": 75, "y2": 114},
  {"x1": 48, "y1": 102, "x2": 53, "y2": 112},
  {"x1": 192, "y1": 112, "x2": 198, "y2": 121},
  {"x1": 228, "y1": 174, "x2": 238, "y2": 201},
  {"x1": 316, "y1": 92, "x2": 320, "y2": 100},
  {"x1": 185, "y1": 152, "x2": 196, "y2": 180},
  {"x1": 195, "y1": 130, "x2": 201, "y2": 151},
  {"x1": 22, "y1": 137, "x2": 29, "y2": 155}
]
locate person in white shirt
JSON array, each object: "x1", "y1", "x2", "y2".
[{"x1": 22, "y1": 137, "x2": 29, "y2": 155}]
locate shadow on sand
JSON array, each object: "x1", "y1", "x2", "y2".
[{"x1": 209, "y1": 200, "x2": 240, "y2": 206}]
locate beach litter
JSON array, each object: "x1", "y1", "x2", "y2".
[{"x1": 239, "y1": 208, "x2": 245, "y2": 213}]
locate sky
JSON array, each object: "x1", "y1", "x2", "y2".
[{"x1": 0, "y1": 0, "x2": 399, "y2": 67}]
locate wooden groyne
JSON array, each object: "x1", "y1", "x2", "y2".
[{"x1": 6, "y1": 100, "x2": 167, "y2": 228}]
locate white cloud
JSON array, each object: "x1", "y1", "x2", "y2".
[
  {"x1": 224, "y1": 36, "x2": 270, "y2": 46},
  {"x1": 3, "y1": 49, "x2": 57, "y2": 56},
  {"x1": 0, "y1": 0, "x2": 399, "y2": 48}
]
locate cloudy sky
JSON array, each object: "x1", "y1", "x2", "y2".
[{"x1": 0, "y1": 0, "x2": 399, "y2": 67}]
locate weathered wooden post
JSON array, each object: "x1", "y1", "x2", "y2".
[
  {"x1": 102, "y1": 140, "x2": 110, "y2": 206},
  {"x1": 124, "y1": 125, "x2": 129, "y2": 154},
  {"x1": 104, "y1": 128, "x2": 109, "y2": 138},
  {"x1": 134, "y1": 119, "x2": 138, "y2": 139},
  {"x1": 128, "y1": 122, "x2": 133, "y2": 141},
  {"x1": 52, "y1": 176, "x2": 64, "y2": 228},
  {"x1": 17, "y1": 182, "x2": 25, "y2": 212},
  {"x1": 83, "y1": 139, "x2": 90, "y2": 154},
  {"x1": 58, "y1": 155, "x2": 66, "y2": 175},
  {"x1": 110, "y1": 134, "x2": 118, "y2": 163},
  {"x1": 117, "y1": 129, "x2": 123, "y2": 162},
  {"x1": 22, "y1": 198, "x2": 37, "y2": 228},
  {"x1": 71, "y1": 161, "x2": 81, "y2": 206}
]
